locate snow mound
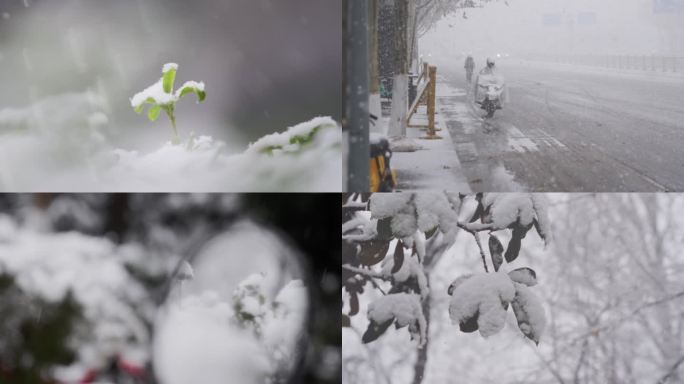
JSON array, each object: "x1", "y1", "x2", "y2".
[
  {"x1": 0, "y1": 116, "x2": 341, "y2": 191},
  {"x1": 448, "y1": 272, "x2": 515, "y2": 338},
  {"x1": 389, "y1": 136, "x2": 422, "y2": 152},
  {"x1": 154, "y1": 292, "x2": 270, "y2": 384}
]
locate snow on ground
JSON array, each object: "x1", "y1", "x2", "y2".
[
  {"x1": 384, "y1": 101, "x2": 471, "y2": 192},
  {"x1": 0, "y1": 114, "x2": 341, "y2": 191}
]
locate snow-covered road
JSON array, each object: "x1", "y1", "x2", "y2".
[{"x1": 441, "y1": 61, "x2": 684, "y2": 191}]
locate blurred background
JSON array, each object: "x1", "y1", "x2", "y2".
[
  {"x1": 0, "y1": 0, "x2": 341, "y2": 151},
  {"x1": 0, "y1": 194, "x2": 341, "y2": 384}
]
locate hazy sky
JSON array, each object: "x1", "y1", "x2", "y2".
[{"x1": 421, "y1": 0, "x2": 684, "y2": 61}]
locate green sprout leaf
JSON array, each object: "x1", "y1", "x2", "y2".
[
  {"x1": 177, "y1": 82, "x2": 206, "y2": 103},
  {"x1": 148, "y1": 105, "x2": 161, "y2": 122},
  {"x1": 162, "y1": 67, "x2": 177, "y2": 94}
]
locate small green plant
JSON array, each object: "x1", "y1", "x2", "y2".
[{"x1": 130, "y1": 63, "x2": 206, "y2": 144}]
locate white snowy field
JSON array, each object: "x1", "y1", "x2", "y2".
[
  {"x1": 0, "y1": 109, "x2": 342, "y2": 191},
  {"x1": 343, "y1": 193, "x2": 684, "y2": 384}
]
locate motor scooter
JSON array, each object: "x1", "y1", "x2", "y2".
[{"x1": 475, "y1": 74, "x2": 505, "y2": 118}]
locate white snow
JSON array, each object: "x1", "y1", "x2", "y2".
[
  {"x1": 174, "y1": 80, "x2": 205, "y2": 98},
  {"x1": 390, "y1": 202, "x2": 418, "y2": 238},
  {"x1": 130, "y1": 79, "x2": 175, "y2": 108},
  {"x1": 448, "y1": 272, "x2": 515, "y2": 337},
  {"x1": 414, "y1": 192, "x2": 459, "y2": 234},
  {"x1": 367, "y1": 293, "x2": 427, "y2": 347},
  {"x1": 531, "y1": 194, "x2": 551, "y2": 245},
  {"x1": 381, "y1": 252, "x2": 429, "y2": 299},
  {"x1": 369, "y1": 193, "x2": 413, "y2": 219},
  {"x1": 246, "y1": 116, "x2": 337, "y2": 155},
  {"x1": 341, "y1": 211, "x2": 377, "y2": 242},
  {"x1": 483, "y1": 193, "x2": 536, "y2": 229},
  {"x1": 162, "y1": 62, "x2": 178, "y2": 73},
  {"x1": 154, "y1": 292, "x2": 270, "y2": 384},
  {"x1": 369, "y1": 192, "x2": 460, "y2": 240},
  {"x1": 156, "y1": 272, "x2": 308, "y2": 384},
  {"x1": 0, "y1": 116, "x2": 341, "y2": 191}
]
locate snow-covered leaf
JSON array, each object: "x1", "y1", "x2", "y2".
[
  {"x1": 391, "y1": 240, "x2": 405, "y2": 274},
  {"x1": 531, "y1": 195, "x2": 551, "y2": 246},
  {"x1": 504, "y1": 225, "x2": 530, "y2": 262},
  {"x1": 357, "y1": 240, "x2": 390, "y2": 266},
  {"x1": 424, "y1": 226, "x2": 438, "y2": 239},
  {"x1": 365, "y1": 293, "x2": 426, "y2": 346},
  {"x1": 175, "y1": 81, "x2": 206, "y2": 103},
  {"x1": 448, "y1": 272, "x2": 515, "y2": 338},
  {"x1": 489, "y1": 235, "x2": 504, "y2": 272},
  {"x1": 508, "y1": 267, "x2": 537, "y2": 286},
  {"x1": 349, "y1": 292, "x2": 359, "y2": 316},
  {"x1": 342, "y1": 314, "x2": 350, "y2": 328},
  {"x1": 147, "y1": 105, "x2": 161, "y2": 122},
  {"x1": 162, "y1": 64, "x2": 177, "y2": 94},
  {"x1": 362, "y1": 319, "x2": 393, "y2": 344},
  {"x1": 376, "y1": 217, "x2": 393, "y2": 239},
  {"x1": 511, "y1": 283, "x2": 546, "y2": 345},
  {"x1": 447, "y1": 274, "x2": 472, "y2": 296}
]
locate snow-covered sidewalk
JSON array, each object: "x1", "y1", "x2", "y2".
[{"x1": 379, "y1": 85, "x2": 472, "y2": 192}]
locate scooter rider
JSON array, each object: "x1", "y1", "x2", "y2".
[{"x1": 480, "y1": 57, "x2": 497, "y2": 75}]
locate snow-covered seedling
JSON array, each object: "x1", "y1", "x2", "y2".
[
  {"x1": 342, "y1": 193, "x2": 550, "y2": 348},
  {"x1": 130, "y1": 63, "x2": 206, "y2": 144}
]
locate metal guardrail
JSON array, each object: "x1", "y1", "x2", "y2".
[{"x1": 525, "y1": 54, "x2": 684, "y2": 73}]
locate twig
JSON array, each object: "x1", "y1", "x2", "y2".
[
  {"x1": 343, "y1": 264, "x2": 391, "y2": 295},
  {"x1": 656, "y1": 354, "x2": 684, "y2": 384},
  {"x1": 471, "y1": 231, "x2": 489, "y2": 273},
  {"x1": 342, "y1": 264, "x2": 388, "y2": 280}
]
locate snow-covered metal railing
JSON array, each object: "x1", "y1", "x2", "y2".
[{"x1": 525, "y1": 53, "x2": 684, "y2": 73}]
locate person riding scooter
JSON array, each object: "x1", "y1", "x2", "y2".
[{"x1": 474, "y1": 58, "x2": 507, "y2": 118}]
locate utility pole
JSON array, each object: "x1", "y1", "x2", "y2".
[{"x1": 345, "y1": 0, "x2": 370, "y2": 192}]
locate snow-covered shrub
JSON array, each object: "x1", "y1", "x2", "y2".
[
  {"x1": 131, "y1": 63, "x2": 206, "y2": 144},
  {"x1": 342, "y1": 193, "x2": 550, "y2": 348},
  {"x1": 0, "y1": 215, "x2": 152, "y2": 382}
]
